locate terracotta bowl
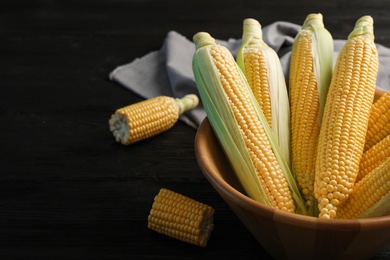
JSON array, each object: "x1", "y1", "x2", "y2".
[{"x1": 194, "y1": 90, "x2": 390, "y2": 259}]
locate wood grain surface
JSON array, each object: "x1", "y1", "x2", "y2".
[{"x1": 1, "y1": 0, "x2": 390, "y2": 259}]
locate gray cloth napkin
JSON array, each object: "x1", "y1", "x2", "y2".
[{"x1": 109, "y1": 21, "x2": 390, "y2": 129}]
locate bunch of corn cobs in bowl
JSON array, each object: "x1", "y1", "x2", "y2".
[
  {"x1": 109, "y1": 13, "x2": 390, "y2": 220},
  {"x1": 192, "y1": 13, "x2": 390, "y2": 219}
]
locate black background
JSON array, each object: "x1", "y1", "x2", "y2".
[{"x1": 2, "y1": 0, "x2": 390, "y2": 259}]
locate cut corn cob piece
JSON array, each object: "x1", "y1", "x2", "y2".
[
  {"x1": 236, "y1": 18, "x2": 291, "y2": 168},
  {"x1": 364, "y1": 91, "x2": 390, "y2": 151},
  {"x1": 108, "y1": 95, "x2": 199, "y2": 145},
  {"x1": 358, "y1": 133, "x2": 390, "y2": 182},
  {"x1": 148, "y1": 188, "x2": 215, "y2": 247},
  {"x1": 289, "y1": 13, "x2": 333, "y2": 214},
  {"x1": 192, "y1": 31, "x2": 306, "y2": 215},
  {"x1": 314, "y1": 16, "x2": 379, "y2": 219},
  {"x1": 336, "y1": 156, "x2": 390, "y2": 219}
]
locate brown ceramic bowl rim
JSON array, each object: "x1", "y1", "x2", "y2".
[{"x1": 195, "y1": 117, "x2": 390, "y2": 230}]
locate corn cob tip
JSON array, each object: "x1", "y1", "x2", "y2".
[
  {"x1": 242, "y1": 18, "x2": 262, "y2": 43},
  {"x1": 193, "y1": 32, "x2": 215, "y2": 50},
  {"x1": 308, "y1": 12, "x2": 322, "y2": 18},
  {"x1": 302, "y1": 13, "x2": 325, "y2": 29},
  {"x1": 355, "y1": 15, "x2": 374, "y2": 28},
  {"x1": 175, "y1": 94, "x2": 199, "y2": 115},
  {"x1": 305, "y1": 13, "x2": 323, "y2": 21},
  {"x1": 348, "y1": 15, "x2": 374, "y2": 40},
  {"x1": 243, "y1": 18, "x2": 261, "y2": 27}
]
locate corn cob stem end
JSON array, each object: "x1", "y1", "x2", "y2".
[{"x1": 175, "y1": 94, "x2": 199, "y2": 115}]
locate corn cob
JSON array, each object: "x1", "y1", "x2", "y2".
[
  {"x1": 358, "y1": 134, "x2": 390, "y2": 182},
  {"x1": 336, "y1": 156, "x2": 390, "y2": 219},
  {"x1": 148, "y1": 188, "x2": 214, "y2": 247},
  {"x1": 109, "y1": 95, "x2": 198, "y2": 145},
  {"x1": 289, "y1": 13, "x2": 333, "y2": 214},
  {"x1": 364, "y1": 91, "x2": 390, "y2": 151},
  {"x1": 374, "y1": 89, "x2": 387, "y2": 102},
  {"x1": 314, "y1": 16, "x2": 379, "y2": 219},
  {"x1": 192, "y1": 31, "x2": 306, "y2": 214},
  {"x1": 236, "y1": 18, "x2": 291, "y2": 168}
]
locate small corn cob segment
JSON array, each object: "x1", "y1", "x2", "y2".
[
  {"x1": 236, "y1": 18, "x2": 291, "y2": 168},
  {"x1": 289, "y1": 13, "x2": 333, "y2": 213},
  {"x1": 109, "y1": 94, "x2": 199, "y2": 145},
  {"x1": 192, "y1": 31, "x2": 306, "y2": 215},
  {"x1": 336, "y1": 156, "x2": 390, "y2": 219},
  {"x1": 314, "y1": 16, "x2": 379, "y2": 219},
  {"x1": 147, "y1": 188, "x2": 215, "y2": 247},
  {"x1": 358, "y1": 134, "x2": 390, "y2": 182},
  {"x1": 364, "y1": 91, "x2": 390, "y2": 151}
]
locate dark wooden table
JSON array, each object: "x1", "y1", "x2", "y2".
[{"x1": 2, "y1": 1, "x2": 390, "y2": 259}]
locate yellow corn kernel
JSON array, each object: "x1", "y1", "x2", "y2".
[
  {"x1": 236, "y1": 18, "x2": 291, "y2": 168},
  {"x1": 365, "y1": 91, "x2": 390, "y2": 151},
  {"x1": 336, "y1": 156, "x2": 390, "y2": 219},
  {"x1": 289, "y1": 13, "x2": 333, "y2": 213},
  {"x1": 358, "y1": 134, "x2": 390, "y2": 182},
  {"x1": 314, "y1": 16, "x2": 379, "y2": 219},
  {"x1": 108, "y1": 95, "x2": 198, "y2": 145},
  {"x1": 192, "y1": 31, "x2": 305, "y2": 214},
  {"x1": 147, "y1": 188, "x2": 215, "y2": 247}
]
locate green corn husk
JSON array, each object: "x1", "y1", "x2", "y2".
[
  {"x1": 236, "y1": 18, "x2": 291, "y2": 169},
  {"x1": 298, "y1": 13, "x2": 333, "y2": 121},
  {"x1": 192, "y1": 31, "x2": 307, "y2": 215}
]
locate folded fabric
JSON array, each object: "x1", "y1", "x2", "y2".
[{"x1": 109, "y1": 21, "x2": 390, "y2": 129}]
